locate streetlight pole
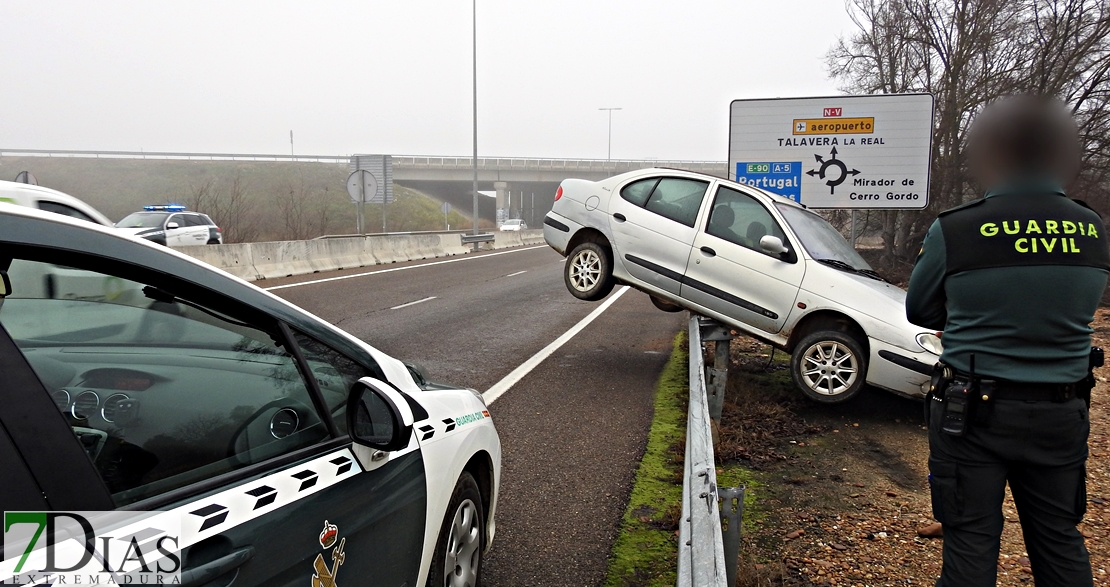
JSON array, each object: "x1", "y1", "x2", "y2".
[
  {"x1": 471, "y1": 0, "x2": 480, "y2": 245},
  {"x1": 599, "y1": 107, "x2": 621, "y2": 160}
]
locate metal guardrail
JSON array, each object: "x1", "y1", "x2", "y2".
[
  {"x1": 679, "y1": 314, "x2": 744, "y2": 587},
  {"x1": 460, "y1": 232, "x2": 496, "y2": 244}
]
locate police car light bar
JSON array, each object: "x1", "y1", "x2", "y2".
[{"x1": 143, "y1": 204, "x2": 187, "y2": 212}]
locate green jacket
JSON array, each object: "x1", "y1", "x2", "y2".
[{"x1": 906, "y1": 182, "x2": 1109, "y2": 382}]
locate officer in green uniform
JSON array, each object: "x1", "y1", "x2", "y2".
[{"x1": 907, "y1": 95, "x2": 1107, "y2": 587}]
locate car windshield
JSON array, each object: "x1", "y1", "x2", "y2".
[
  {"x1": 505, "y1": 220, "x2": 521, "y2": 225},
  {"x1": 774, "y1": 203, "x2": 872, "y2": 271},
  {"x1": 116, "y1": 212, "x2": 167, "y2": 228}
]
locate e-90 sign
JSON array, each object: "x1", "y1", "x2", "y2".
[{"x1": 746, "y1": 163, "x2": 770, "y2": 173}]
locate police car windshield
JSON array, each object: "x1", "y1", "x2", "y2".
[
  {"x1": 775, "y1": 203, "x2": 872, "y2": 271},
  {"x1": 116, "y1": 212, "x2": 167, "y2": 228}
]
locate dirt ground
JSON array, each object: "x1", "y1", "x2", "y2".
[{"x1": 719, "y1": 309, "x2": 1110, "y2": 587}]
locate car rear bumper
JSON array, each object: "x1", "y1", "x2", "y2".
[{"x1": 542, "y1": 212, "x2": 577, "y2": 256}]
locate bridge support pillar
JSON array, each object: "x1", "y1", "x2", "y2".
[{"x1": 495, "y1": 181, "x2": 510, "y2": 225}]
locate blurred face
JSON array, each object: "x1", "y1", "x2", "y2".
[{"x1": 966, "y1": 95, "x2": 1081, "y2": 192}]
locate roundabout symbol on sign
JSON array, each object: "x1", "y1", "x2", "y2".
[{"x1": 806, "y1": 147, "x2": 861, "y2": 194}]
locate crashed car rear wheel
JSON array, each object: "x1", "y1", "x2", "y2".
[
  {"x1": 791, "y1": 330, "x2": 867, "y2": 403},
  {"x1": 564, "y1": 242, "x2": 615, "y2": 301}
]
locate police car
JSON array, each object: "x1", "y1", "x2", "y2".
[
  {"x1": 0, "y1": 203, "x2": 500, "y2": 586},
  {"x1": 0, "y1": 180, "x2": 113, "y2": 226},
  {"x1": 544, "y1": 168, "x2": 942, "y2": 403},
  {"x1": 116, "y1": 205, "x2": 224, "y2": 246}
]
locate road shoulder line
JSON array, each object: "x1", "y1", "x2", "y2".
[{"x1": 483, "y1": 286, "x2": 630, "y2": 404}]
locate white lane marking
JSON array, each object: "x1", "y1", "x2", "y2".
[
  {"x1": 504, "y1": 270, "x2": 528, "y2": 277},
  {"x1": 263, "y1": 245, "x2": 547, "y2": 291},
  {"x1": 391, "y1": 296, "x2": 437, "y2": 310},
  {"x1": 483, "y1": 286, "x2": 630, "y2": 405}
]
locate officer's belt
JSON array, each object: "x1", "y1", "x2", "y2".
[{"x1": 950, "y1": 371, "x2": 1079, "y2": 402}]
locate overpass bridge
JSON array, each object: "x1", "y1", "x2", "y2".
[{"x1": 0, "y1": 148, "x2": 727, "y2": 223}]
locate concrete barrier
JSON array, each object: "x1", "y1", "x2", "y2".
[{"x1": 175, "y1": 229, "x2": 544, "y2": 281}]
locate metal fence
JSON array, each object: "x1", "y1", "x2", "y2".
[{"x1": 679, "y1": 314, "x2": 744, "y2": 587}]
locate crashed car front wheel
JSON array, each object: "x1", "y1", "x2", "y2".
[
  {"x1": 563, "y1": 242, "x2": 615, "y2": 301},
  {"x1": 791, "y1": 330, "x2": 867, "y2": 403}
]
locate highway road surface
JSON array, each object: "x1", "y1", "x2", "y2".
[{"x1": 262, "y1": 245, "x2": 686, "y2": 586}]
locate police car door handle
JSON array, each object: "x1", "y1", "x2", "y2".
[
  {"x1": 700, "y1": 246, "x2": 717, "y2": 257},
  {"x1": 180, "y1": 546, "x2": 255, "y2": 586},
  {"x1": 613, "y1": 213, "x2": 626, "y2": 222}
]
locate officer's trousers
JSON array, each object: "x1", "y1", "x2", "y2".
[{"x1": 928, "y1": 396, "x2": 1092, "y2": 587}]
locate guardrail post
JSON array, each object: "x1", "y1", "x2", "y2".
[
  {"x1": 698, "y1": 317, "x2": 734, "y2": 422},
  {"x1": 718, "y1": 486, "x2": 746, "y2": 587}
]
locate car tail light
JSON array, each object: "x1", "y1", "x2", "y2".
[{"x1": 555, "y1": 186, "x2": 563, "y2": 201}]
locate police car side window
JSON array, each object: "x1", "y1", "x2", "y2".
[
  {"x1": 185, "y1": 214, "x2": 209, "y2": 227},
  {"x1": 291, "y1": 330, "x2": 377, "y2": 434},
  {"x1": 167, "y1": 214, "x2": 184, "y2": 228},
  {"x1": 0, "y1": 257, "x2": 332, "y2": 506},
  {"x1": 36, "y1": 201, "x2": 97, "y2": 223},
  {"x1": 707, "y1": 186, "x2": 787, "y2": 255}
]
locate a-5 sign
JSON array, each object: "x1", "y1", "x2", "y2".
[{"x1": 3, "y1": 511, "x2": 182, "y2": 585}]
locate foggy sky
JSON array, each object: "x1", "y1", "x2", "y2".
[{"x1": 1, "y1": 1, "x2": 857, "y2": 161}]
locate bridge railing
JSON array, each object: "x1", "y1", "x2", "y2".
[{"x1": 385, "y1": 155, "x2": 727, "y2": 174}]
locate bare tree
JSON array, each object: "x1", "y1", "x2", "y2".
[
  {"x1": 186, "y1": 174, "x2": 259, "y2": 243},
  {"x1": 826, "y1": 0, "x2": 1110, "y2": 267}
]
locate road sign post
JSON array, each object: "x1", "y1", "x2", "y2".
[
  {"x1": 441, "y1": 202, "x2": 451, "y2": 230},
  {"x1": 728, "y1": 94, "x2": 934, "y2": 210},
  {"x1": 347, "y1": 169, "x2": 379, "y2": 236}
]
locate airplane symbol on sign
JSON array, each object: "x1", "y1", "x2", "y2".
[{"x1": 795, "y1": 121, "x2": 807, "y2": 133}]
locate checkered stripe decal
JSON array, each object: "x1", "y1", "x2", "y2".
[{"x1": 174, "y1": 448, "x2": 363, "y2": 549}]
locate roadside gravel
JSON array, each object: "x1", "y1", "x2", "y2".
[{"x1": 723, "y1": 309, "x2": 1110, "y2": 586}]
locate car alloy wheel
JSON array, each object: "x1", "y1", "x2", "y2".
[
  {"x1": 428, "y1": 472, "x2": 484, "y2": 587},
  {"x1": 790, "y1": 330, "x2": 867, "y2": 403},
  {"x1": 563, "y1": 242, "x2": 615, "y2": 301}
]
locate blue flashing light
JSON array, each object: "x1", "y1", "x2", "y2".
[{"x1": 143, "y1": 204, "x2": 187, "y2": 212}]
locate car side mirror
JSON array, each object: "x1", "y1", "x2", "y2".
[
  {"x1": 166, "y1": 222, "x2": 179, "y2": 229},
  {"x1": 759, "y1": 235, "x2": 789, "y2": 256},
  {"x1": 346, "y1": 377, "x2": 414, "y2": 452},
  {"x1": 0, "y1": 270, "x2": 10, "y2": 297}
]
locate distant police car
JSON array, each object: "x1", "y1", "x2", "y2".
[
  {"x1": 116, "y1": 205, "x2": 223, "y2": 245},
  {"x1": 0, "y1": 203, "x2": 500, "y2": 586},
  {"x1": 544, "y1": 168, "x2": 941, "y2": 403}
]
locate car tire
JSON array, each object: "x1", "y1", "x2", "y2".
[
  {"x1": 564, "y1": 242, "x2": 615, "y2": 301},
  {"x1": 791, "y1": 330, "x2": 867, "y2": 403},
  {"x1": 207, "y1": 239, "x2": 220, "y2": 245},
  {"x1": 649, "y1": 295, "x2": 683, "y2": 313},
  {"x1": 427, "y1": 472, "x2": 484, "y2": 587}
]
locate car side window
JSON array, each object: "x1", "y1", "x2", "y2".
[
  {"x1": 0, "y1": 257, "x2": 330, "y2": 506},
  {"x1": 185, "y1": 214, "x2": 208, "y2": 227},
  {"x1": 36, "y1": 201, "x2": 97, "y2": 224},
  {"x1": 619, "y1": 178, "x2": 659, "y2": 207},
  {"x1": 292, "y1": 330, "x2": 377, "y2": 434},
  {"x1": 644, "y1": 178, "x2": 710, "y2": 227},
  {"x1": 166, "y1": 214, "x2": 184, "y2": 228},
  {"x1": 706, "y1": 186, "x2": 788, "y2": 255}
]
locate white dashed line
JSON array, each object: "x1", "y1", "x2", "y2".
[
  {"x1": 391, "y1": 296, "x2": 437, "y2": 310},
  {"x1": 483, "y1": 286, "x2": 630, "y2": 405},
  {"x1": 504, "y1": 270, "x2": 528, "y2": 277},
  {"x1": 263, "y1": 245, "x2": 547, "y2": 291}
]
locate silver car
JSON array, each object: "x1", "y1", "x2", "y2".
[{"x1": 543, "y1": 168, "x2": 941, "y2": 403}]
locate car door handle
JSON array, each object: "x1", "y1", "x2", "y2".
[
  {"x1": 700, "y1": 246, "x2": 716, "y2": 257},
  {"x1": 612, "y1": 213, "x2": 626, "y2": 222},
  {"x1": 180, "y1": 546, "x2": 255, "y2": 586}
]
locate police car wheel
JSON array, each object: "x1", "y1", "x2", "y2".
[
  {"x1": 564, "y1": 242, "x2": 615, "y2": 301},
  {"x1": 427, "y1": 472, "x2": 484, "y2": 587},
  {"x1": 791, "y1": 330, "x2": 867, "y2": 403},
  {"x1": 650, "y1": 295, "x2": 684, "y2": 313}
]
